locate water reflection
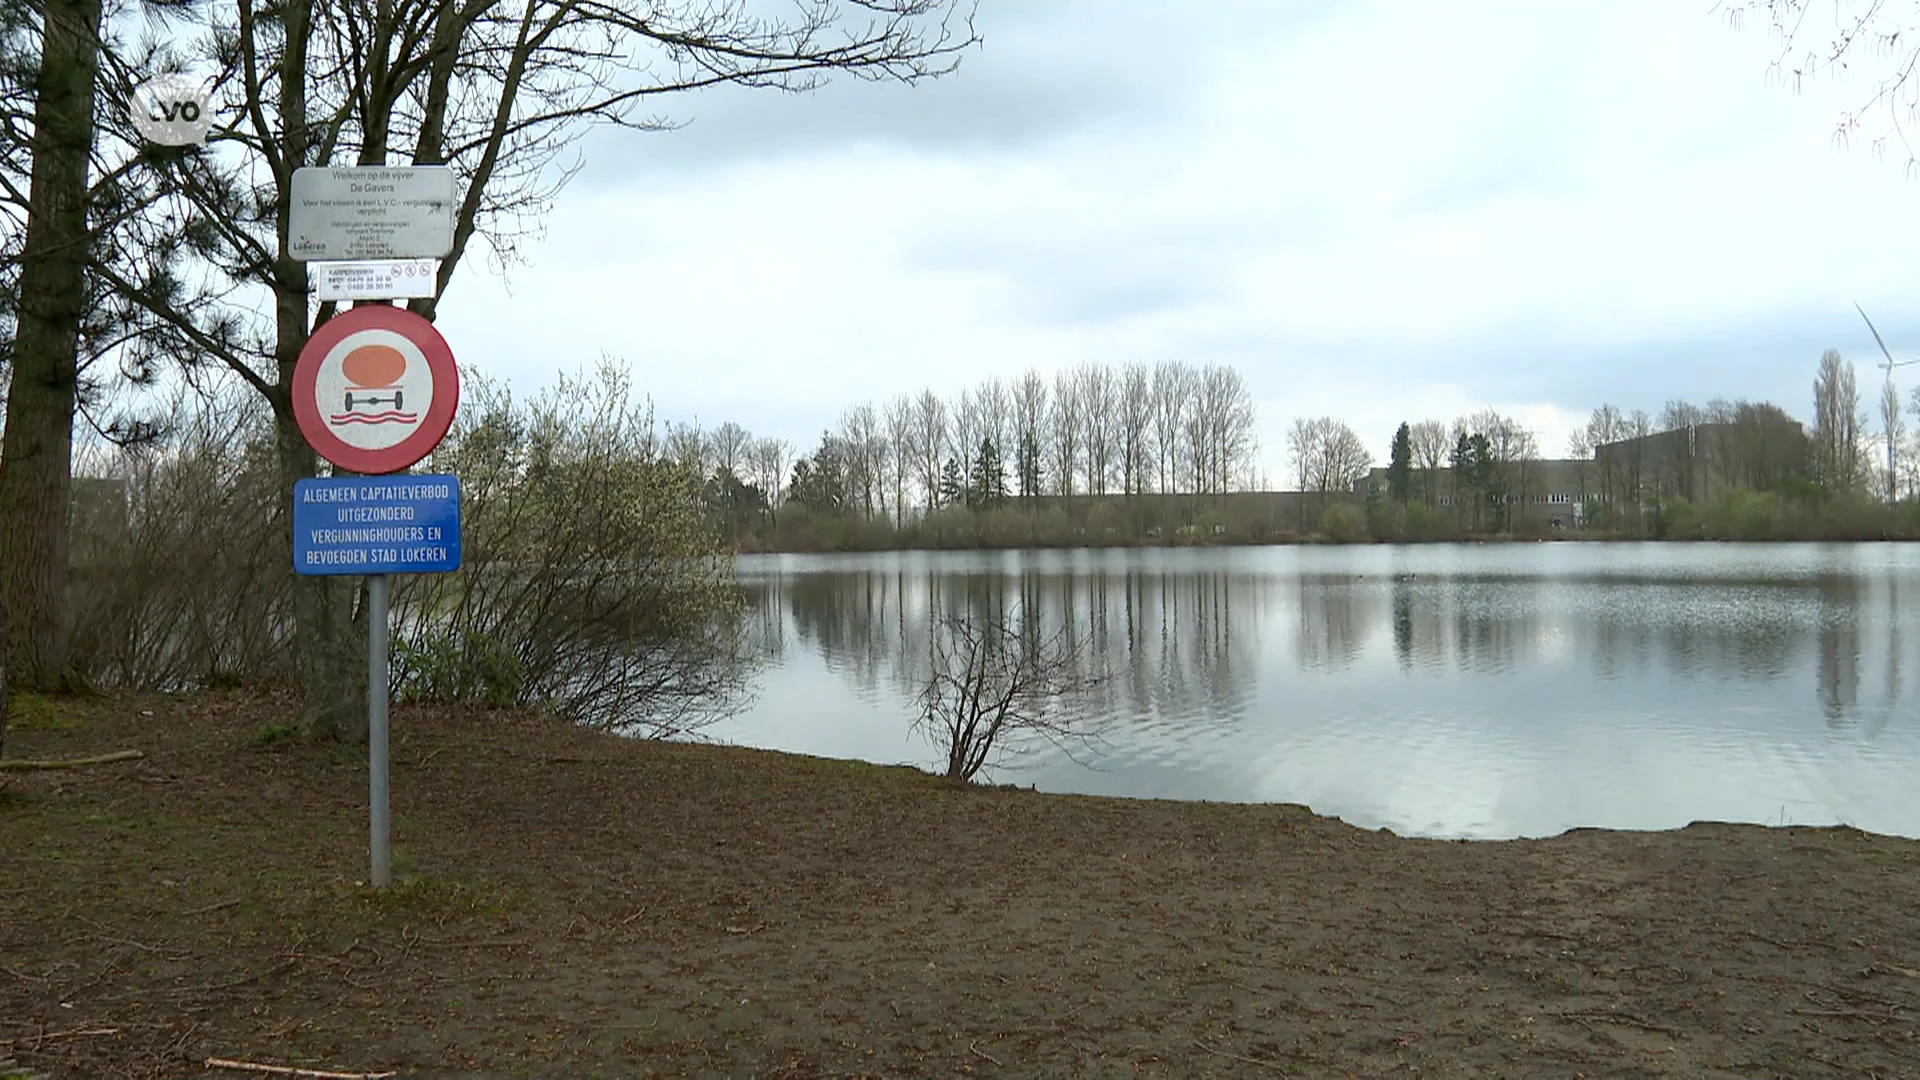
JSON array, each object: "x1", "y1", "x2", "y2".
[
  {"x1": 1817, "y1": 573, "x2": 1860, "y2": 728},
  {"x1": 747, "y1": 557, "x2": 1269, "y2": 729},
  {"x1": 714, "y1": 545, "x2": 1920, "y2": 839}
]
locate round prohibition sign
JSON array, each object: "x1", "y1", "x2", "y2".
[{"x1": 292, "y1": 305, "x2": 460, "y2": 474}]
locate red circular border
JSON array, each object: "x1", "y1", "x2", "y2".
[{"x1": 292, "y1": 305, "x2": 460, "y2": 474}]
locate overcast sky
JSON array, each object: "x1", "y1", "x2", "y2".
[{"x1": 431, "y1": 0, "x2": 1920, "y2": 482}]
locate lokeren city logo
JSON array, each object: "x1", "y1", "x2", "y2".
[{"x1": 130, "y1": 74, "x2": 213, "y2": 146}]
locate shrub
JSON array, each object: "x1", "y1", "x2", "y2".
[
  {"x1": 395, "y1": 361, "x2": 754, "y2": 738},
  {"x1": 67, "y1": 383, "x2": 293, "y2": 691},
  {"x1": 1319, "y1": 502, "x2": 1367, "y2": 543},
  {"x1": 1655, "y1": 498, "x2": 1704, "y2": 540},
  {"x1": 1367, "y1": 500, "x2": 1407, "y2": 542},
  {"x1": 392, "y1": 630, "x2": 525, "y2": 707},
  {"x1": 915, "y1": 605, "x2": 1106, "y2": 783},
  {"x1": 1402, "y1": 500, "x2": 1441, "y2": 541}
]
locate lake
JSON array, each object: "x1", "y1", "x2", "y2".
[{"x1": 708, "y1": 543, "x2": 1920, "y2": 840}]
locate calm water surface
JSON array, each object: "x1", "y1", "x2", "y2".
[{"x1": 709, "y1": 543, "x2": 1920, "y2": 840}]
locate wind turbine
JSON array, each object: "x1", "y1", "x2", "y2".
[{"x1": 1855, "y1": 303, "x2": 1919, "y2": 500}]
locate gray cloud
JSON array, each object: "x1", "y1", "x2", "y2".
[
  {"x1": 437, "y1": 0, "x2": 1920, "y2": 485},
  {"x1": 571, "y1": 1, "x2": 1338, "y2": 183}
]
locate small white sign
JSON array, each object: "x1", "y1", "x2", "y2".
[
  {"x1": 310, "y1": 259, "x2": 439, "y2": 301},
  {"x1": 289, "y1": 167, "x2": 457, "y2": 262},
  {"x1": 131, "y1": 75, "x2": 212, "y2": 146}
]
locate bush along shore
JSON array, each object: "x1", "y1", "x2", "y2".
[{"x1": 4, "y1": 688, "x2": 1920, "y2": 1079}]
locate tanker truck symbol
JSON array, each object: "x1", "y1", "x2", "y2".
[{"x1": 327, "y1": 342, "x2": 419, "y2": 427}]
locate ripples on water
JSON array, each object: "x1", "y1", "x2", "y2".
[{"x1": 712, "y1": 543, "x2": 1920, "y2": 839}]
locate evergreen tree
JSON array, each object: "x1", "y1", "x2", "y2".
[
  {"x1": 970, "y1": 437, "x2": 1007, "y2": 510},
  {"x1": 1450, "y1": 432, "x2": 1477, "y2": 529},
  {"x1": 1469, "y1": 432, "x2": 1502, "y2": 529},
  {"x1": 937, "y1": 456, "x2": 966, "y2": 508},
  {"x1": 788, "y1": 432, "x2": 849, "y2": 517},
  {"x1": 0, "y1": 0, "x2": 105, "y2": 691},
  {"x1": 702, "y1": 467, "x2": 768, "y2": 542},
  {"x1": 1387, "y1": 422, "x2": 1413, "y2": 504},
  {"x1": 1448, "y1": 430, "x2": 1499, "y2": 531}
]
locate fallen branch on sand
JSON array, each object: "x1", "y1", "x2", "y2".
[
  {"x1": 205, "y1": 1057, "x2": 397, "y2": 1079},
  {"x1": 1548, "y1": 1010, "x2": 1685, "y2": 1037},
  {"x1": 0, "y1": 750, "x2": 144, "y2": 771},
  {"x1": 19, "y1": 1026, "x2": 119, "y2": 1046},
  {"x1": 1190, "y1": 1038, "x2": 1287, "y2": 1071}
]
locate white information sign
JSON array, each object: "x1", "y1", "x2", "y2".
[
  {"x1": 310, "y1": 259, "x2": 439, "y2": 301},
  {"x1": 289, "y1": 167, "x2": 456, "y2": 262}
]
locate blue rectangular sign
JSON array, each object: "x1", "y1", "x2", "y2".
[{"x1": 292, "y1": 474, "x2": 461, "y2": 576}]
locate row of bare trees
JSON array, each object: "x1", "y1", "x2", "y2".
[
  {"x1": 1293, "y1": 409, "x2": 1538, "y2": 494},
  {"x1": 661, "y1": 359, "x2": 1262, "y2": 526}
]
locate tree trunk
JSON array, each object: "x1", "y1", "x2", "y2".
[
  {"x1": 273, "y1": 301, "x2": 368, "y2": 742},
  {"x1": 1, "y1": 592, "x2": 10, "y2": 760},
  {"x1": 268, "y1": 0, "x2": 365, "y2": 741},
  {"x1": 0, "y1": 0, "x2": 103, "y2": 693}
]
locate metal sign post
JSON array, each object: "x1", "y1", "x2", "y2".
[
  {"x1": 285, "y1": 165, "x2": 463, "y2": 890},
  {"x1": 292, "y1": 472, "x2": 462, "y2": 888},
  {"x1": 290, "y1": 283, "x2": 462, "y2": 890},
  {"x1": 368, "y1": 573, "x2": 391, "y2": 886}
]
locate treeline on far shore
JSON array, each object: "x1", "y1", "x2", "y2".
[{"x1": 734, "y1": 487, "x2": 1920, "y2": 554}]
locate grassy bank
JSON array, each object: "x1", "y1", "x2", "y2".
[{"x1": 5, "y1": 690, "x2": 1920, "y2": 1079}]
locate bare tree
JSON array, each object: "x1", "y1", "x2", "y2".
[
  {"x1": 708, "y1": 421, "x2": 752, "y2": 478},
  {"x1": 1151, "y1": 360, "x2": 1194, "y2": 494},
  {"x1": 1409, "y1": 419, "x2": 1449, "y2": 504},
  {"x1": 1617, "y1": 408, "x2": 1654, "y2": 524},
  {"x1": 949, "y1": 387, "x2": 981, "y2": 499},
  {"x1": 1012, "y1": 369, "x2": 1049, "y2": 498},
  {"x1": 839, "y1": 402, "x2": 884, "y2": 519},
  {"x1": 1577, "y1": 404, "x2": 1625, "y2": 507},
  {"x1": 915, "y1": 605, "x2": 1104, "y2": 784},
  {"x1": 1073, "y1": 363, "x2": 1117, "y2": 497},
  {"x1": 1311, "y1": 418, "x2": 1373, "y2": 494},
  {"x1": 1882, "y1": 379, "x2": 1906, "y2": 502},
  {"x1": 977, "y1": 377, "x2": 1011, "y2": 461},
  {"x1": 1288, "y1": 416, "x2": 1370, "y2": 524},
  {"x1": 1726, "y1": 1, "x2": 1920, "y2": 170},
  {"x1": 1659, "y1": 399, "x2": 1704, "y2": 432},
  {"x1": 1713, "y1": 400, "x2": 1810, "y2": 492},
  {"x1": 1182, "y1": 390, "x2": 1209, "y2": 496},
  {"x1": 884, "y1": 394, "x2": 915, "y2": 524},
  {"x1": 1585, "y1": 403, "x2": 1627, "y2": 449},
  {"x1": 664, "y1": 421, "x2": 708, "y2": 473},
  {"x1": 1196, "y1": 364, "x2": 1256, "y2": 494},
  {"x1": 749, "y1": 436, "x2": 789, "y2": 524},
  {"x1": 1813, "y1": 348, "x2": 1865, "y2": 494},
  {"x1": 1118, "y1": 363, "x2": 1153, "y2": 496},
  {"x1": 1050, "y1": 368, "x2": 1082, "y2": 498},
  {"x1": 1910, "y1": 385, "x2": 1920, "y2": 498},
  {"x1": 911, "y1": 389, "x2": 949, "y2": 512},
  {"x1": 1287, "y1": 418, "x2": 1316, "y2": 494}
]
